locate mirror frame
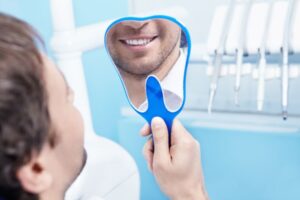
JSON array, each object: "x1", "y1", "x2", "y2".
[{"x1": 104, "y1": 15, "x2": 191, "y2": 123}]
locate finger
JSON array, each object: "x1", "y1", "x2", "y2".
[
  {"x1": 170, "y1": 119, "x2": 200, "y2": 164},
  {"x1": 140, "y1": 123, "x2": 151, "y2": 136},
  {"x1": 151, "y1": 117, "x2": 171, "y2": 165},
  {"x1": 171, "y1": 118, "x2": 194, "y2": 145},
  {"x1": 143, "y1": 138, "x2": 154, "y2": 171}
]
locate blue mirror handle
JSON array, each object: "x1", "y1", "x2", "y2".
[{"x1": 137, "y1": 76, "x2": 178, "y2": 144}]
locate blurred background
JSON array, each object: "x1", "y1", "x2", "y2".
[{"x1": 1, "y1": 0, "x2": 300, "y2": 200}]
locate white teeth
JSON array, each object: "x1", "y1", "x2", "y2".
[{"x1": 125, "y1": 39, "x2": 152, "y2": 46}]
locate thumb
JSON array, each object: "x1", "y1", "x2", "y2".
[{"x1": 151, "y1": 117, "x2": 171, "y2": 164}]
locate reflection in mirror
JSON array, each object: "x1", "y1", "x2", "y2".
[{"x1": 106, "y1": 18, "x2": 189, "y2": 112}]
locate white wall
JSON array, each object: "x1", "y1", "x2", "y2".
[{"x1": 129, "y1": 0, "x2": 231, "y2": 43}]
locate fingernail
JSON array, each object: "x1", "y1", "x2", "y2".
[{"x1": 152, "y1": 117, "x2": 164, "y2": 130}]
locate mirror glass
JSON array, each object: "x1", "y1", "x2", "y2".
[{"x1": 105, "y1": 17, "x2": 189, "y2": 112}]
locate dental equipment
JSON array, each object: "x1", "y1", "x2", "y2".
[
  {"x1": 234, "y1": 0, "x2": 253, "y2": 106},
  {"x1": 256, "y1": 1, "x2": 274, "y2": 111},
  {"x1": 281, "y1": 0, "x2": 297, "y2": 120},
  {"x1": 208, "y1": 0, "x2": 236, "y2": 114}
]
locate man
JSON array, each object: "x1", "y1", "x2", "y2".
[
  {"x1": 106, "y1": 19, "x2": 187, "y2": 111},
  {"x1": 0, "y1": 13, "x2": 208, "y2": 200},
  {"x1": 0, "y1": 13, "x2": 85, "y2": 200}
]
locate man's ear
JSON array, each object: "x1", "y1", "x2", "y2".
[{"x1": 16, "y1": 153, "x2": 53, "y2": 194}]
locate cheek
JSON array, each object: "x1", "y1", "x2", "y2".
[
  {"x1": 50, "y1": 106, "x2": 84, "y2": 168},
  {"x1": 159, "y1": 23, "x2": 180, "y2": 45},
  {"x1": 70, "y1": 107, "x2": 84, "y2": 143},
  {"x1": 166, "y1": 32, "x2": 178, "y2": 47},
  {"x1": 59, "y1": 105, "x2": 84, "y2": 148},
  {"x1": 108, "y1": 31, "x2": 121, "y2": 53},
  {"x1": 108, "y1": 38, "x2": 117, "y2": 55},
  {"x1": 64, "y1": 107, "x2": 85, "y2": 166}
]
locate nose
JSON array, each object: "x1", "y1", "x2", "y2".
[{"x1": 122, "y1": 20, "x2": 149, "y2": 30}]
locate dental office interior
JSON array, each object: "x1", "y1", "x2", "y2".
[{"x1": 1, "y1": 0, "x2": 300, "y2": 200}]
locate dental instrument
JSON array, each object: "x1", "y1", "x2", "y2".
[
  {"x1": 208, "y1": 0, "x2": 236, "y2": 114},
  {"x1": 281, "y1": 0, "x2": 297, "y2": 120},
  {"x1": 234, "y1": 0, "x2": 254, "y2": 106},
  {"x1": 257, "y1": 1, "x2": 274, "y2": 111}
]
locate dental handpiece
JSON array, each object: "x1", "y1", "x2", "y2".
[
  {"x1": 234, "y1": 0, "x2": 254, "y2": 106},
  {"x1": 281, "y1": 51, "x2": 289, "y2": 120},
  {"x1": 257, "y1": 1, "x2": 274, "y2": 111},
  {"x1": 257, "y1": 51, "x2": 266, "y2": 111},
  {"x1": 208, "y1": 0, "x2": 236, "y2": 114},
  {"x1": 281, "y1": 0, "x2": 296, "y2": 120},
  {"x1": 208, "y1": 52, "x2": 223, "y2": 114}
]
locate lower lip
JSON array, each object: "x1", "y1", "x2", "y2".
[{"x1": 121, "y1": 38, "x2": 156, "y2": 52}]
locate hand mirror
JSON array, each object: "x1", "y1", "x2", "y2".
[{"x1": 105, "y1": 15, "x2": 191, "y2": 135}]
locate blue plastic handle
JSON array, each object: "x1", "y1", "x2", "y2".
[{"x1": 137, "y1": 76, "x2": 177, "y2": 138}]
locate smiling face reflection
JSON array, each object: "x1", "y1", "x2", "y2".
[
  {"x1": 106, "y1": 18, "x2": 187, "y2": 110},
  {"x1": 107, "y1": 19, "x2": 181, "y2": 77}
]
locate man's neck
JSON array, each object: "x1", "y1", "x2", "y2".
[
  {"x1": 120, "y1": 44, "x2": 181, "y2": 108},
  {"x1": 39, "y1": 189, "x2": 65, "y2": 200}
]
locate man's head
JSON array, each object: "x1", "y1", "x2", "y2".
[
  {"x1": 0, "y1": 13, "x2": 85, "y2": 200},
  {"x1": 106, "y1": 19, "x2": 182, "y2": 77}
]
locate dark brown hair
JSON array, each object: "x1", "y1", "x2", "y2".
[{"x1": 0, "y1": 12, "x2": 51, "y2": 200}]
